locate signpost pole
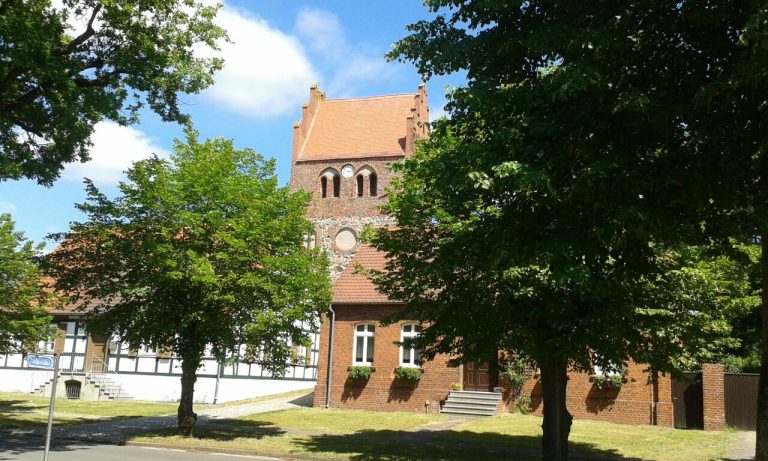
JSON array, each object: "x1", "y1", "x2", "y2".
[{"x1": 43, "y1": 353, "x2": 59, "y2": 461}]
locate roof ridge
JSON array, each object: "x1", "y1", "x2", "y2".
[{"x1": 321, "y1": 94, "x2": 417, "y2": 103}]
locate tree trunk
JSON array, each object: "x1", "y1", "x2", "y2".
[
  {"x1": 178, "y1": 351, "x2": 201, "y2": 436},
  {"x1": 757, "y1": 233, "x2": 768, "y2": 460},
  {"x1": 540, "y1": 360, "x2": 572, "y2": 461}
]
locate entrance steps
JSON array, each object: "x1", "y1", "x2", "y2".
[
  {"x1": 440, "y1": 390, "x2": 500, "y2": 417},
  {"x1": 87, "y1": 373, "x2": 133, "y2": 400}
]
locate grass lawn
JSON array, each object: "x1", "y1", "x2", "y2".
[
  {"x1": 0, "y1": 392, "x2": 178, "y2": 429},
  {"x1": 131, "y1": 408, "x2": 737, "y2": 460}
]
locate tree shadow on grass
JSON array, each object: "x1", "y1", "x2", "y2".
[
  {"x1": 287, "y1": 391, "x2": 314, "y2": 407},
  {"x1": 140, "y1": 419, "x2": 286, "y2": 442},
  {"x1": 296, "y1": 429, "x2": 649, "y2": 461},
  {"x1": 0, "y1": 433, "x2": 102, "y2": 457}
]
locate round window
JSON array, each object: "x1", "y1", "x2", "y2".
[{"x1": 334, "y1": 229, "x2": 357, "y2": 251}]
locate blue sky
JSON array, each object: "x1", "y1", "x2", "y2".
[{"x1": 0, "y1": 1, "x2": 464, "y2": 250}]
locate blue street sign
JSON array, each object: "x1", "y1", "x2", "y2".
[{"x1": 28, "y1": 355, "x2": 54, "y2": 369}]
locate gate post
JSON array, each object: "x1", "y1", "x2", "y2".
[{"x1": 702, "y1": 363, "x2": 726, "y2": 430}]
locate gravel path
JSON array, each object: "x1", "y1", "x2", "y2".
[
  {"x1": 723, "y1": 431, "x2": 755, "y2": 460},
  {"x1": 4, "y1": 391, "x2": 315, "y2": 443}
]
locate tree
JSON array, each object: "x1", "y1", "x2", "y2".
[
  {"x1": 384, "y1": 1, "x2": 768, "y2": 459},
  {"x1": 0, "y1": 213, "x2": 54, "y2": 354},
  {"x1": 0, "y1": 0, "x2": 226, "y2": 185},
  {"x1": 43, "y1": 131, "x2": 332, "y2": 435},
  {"x1": 370, "y1": 132, "x2": 755, "y2": 460}
]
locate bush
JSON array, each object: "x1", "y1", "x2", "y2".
[
  {"x1": 502, "y1": 358, "x2": 532, "y2": 396},
  {"x1": 723, "y1": 353, "x2": 760, "y2": 373},
  {"x1": 348, "y1": 366, "x2": 372, "y2": 380},
  {"x1": 394, "y1": 367, "x2": 422, "y2": 381},
  {"x1": 516, "y1": 394, "x2": 532, "y2": 414}
]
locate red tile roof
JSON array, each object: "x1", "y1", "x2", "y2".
[
  {"x1": 332, "y1": 244, "x2": 398, "y2": 304},
  {"x1": 300, "y1": 95, "x2": 415, "y2": 161},
  {"x1": 292, "y1": 84, "x2": 429, "y2": 163}
]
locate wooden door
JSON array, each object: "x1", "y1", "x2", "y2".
[
  {"x1": 671, "y1": 372, "x2": 703, "y2": 429},
  {"x1": 463, "y1": 362, "x2": 493, "y2": 391}
]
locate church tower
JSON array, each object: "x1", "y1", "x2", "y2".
[{"x1": 290, "y1": 84, "x2": 429, "y2": 279}]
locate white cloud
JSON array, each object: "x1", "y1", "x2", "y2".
[
  {"x1": 63, "y1": 122, "x2": 169, "y2": 185},
  {"x1": 294, "y1": 7, "x2": 394, "y2": 98},
  {"x1": 199, "y1": 4, "x2": 320, "y2": 117},
  {"x1": 295, "y1": 8, "x2": 346, "y2": 60},
  {"x1": 0, "y1": 201, "x2": 16, "y2": 215}
]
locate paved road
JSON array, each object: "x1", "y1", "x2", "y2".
[{"x1": 0, "y1": 436, "x2": 285, "y2": 461}]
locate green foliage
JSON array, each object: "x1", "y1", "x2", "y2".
[
  {"x1": 502, "y1": 358, "x2": 529, "y2": 396},
  {"x1": 393, "y1": 367, "x2": 422, "y2": 381},
  {"x1": 723, "y1": 350, "x2": 761, "y2": 374},
  {"x1": 44, "y1": 130, "x2": 331, "y2": 433},
  {"x1": 0, "y1": 0, "x2": 226, "y2": 185},
  {"x1": 515, "y1": 394, "x2": 532, "y2": 415},
  {"x1": 591, "y1": 374, "x2": 624, "y2": 390},
  {"x1": 382, "y1": 1, "x2": 768, "y2": 456},
  {"x1": 347, "y1": 366, "x2": 372, "y2": 380},
  {"x1": 0, "y1": 214, "x2": 54, "y2": 354}
]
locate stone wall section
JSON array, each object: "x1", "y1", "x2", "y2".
[{"x1": 311, "y1": 215, "x2": 395, "y2": 280}]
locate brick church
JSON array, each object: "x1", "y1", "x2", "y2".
[{"x1": 288, "y1": 84, "x2": 729, "y2": 429}]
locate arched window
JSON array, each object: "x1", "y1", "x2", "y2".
[
  {"x1": 355, "y1": 166, "x2": 377, "y2": 198},
  {"x1": 356, "y1": 175, "x2": 364, "y2": 197},
  {"x1": 353, "y1": 324, "x2": 375, "y2": 365},
  {"x1": 400, "y1": 324, "x2": 423, "y2": 367},
  {"x1": 320, "y1": 168, "x2": 340, "y2": 198},
  {"x1": 369, "y1": 172, "x2": 378, "y2": 197}
]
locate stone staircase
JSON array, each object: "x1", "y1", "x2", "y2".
[
  {"x1": 30, "y1": 378, "x2": 54, "y2": 396},
  {"x1": 440, "y1": 390, "x2": 501, "y2": 417},
  {"x1": 87, "y1": 373, "x2": 133, "y2": 400}
]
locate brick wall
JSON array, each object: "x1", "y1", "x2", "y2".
[
  {"x1": 702, "y1": 363, "x2": 726, "y2": 430},
  {"x1": 503, "y1": 362, "x2": 674, "y2": 427},
  {"x1": 291, "y1": 157, "x2": 402, "y2": 219},
  {"x1": 313, "y1": 304, "x2": 462, "y2": 413}
]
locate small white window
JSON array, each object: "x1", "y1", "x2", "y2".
[
  {"x1": 592, "y1": 354, "x2": 620, "y2": 376},
  {"x1": 400, "y1": 324, "x2": 423, "y2": 367},
  {"x1": 353, "y1": 324, "x2": 375, "y2": 365}
]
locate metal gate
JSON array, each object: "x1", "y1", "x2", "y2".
[
  {"x1": 725, "y1": 373, "x2": 758, "y2": 430},
  {"x1": 672, "y1": 372, "x2": 703, "y2": 429},
  {"x1": 64, "y1": 380, "x2": 81, "y2": 399}
]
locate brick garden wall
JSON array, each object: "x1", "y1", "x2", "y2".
[
  {"x1": 313, "y1": 304, "x2": 462, "y2": 413},
  {"x1": 503, "y1": 362, "x2": 674, "y2": 427}
]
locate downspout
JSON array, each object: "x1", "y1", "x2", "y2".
[{"x1": 325, "y1": 305, "x2": 335, "y2": 409}]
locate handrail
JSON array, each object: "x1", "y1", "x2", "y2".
[{"x1": 86, "y1": 354, "x2": 123, "y2": 399}]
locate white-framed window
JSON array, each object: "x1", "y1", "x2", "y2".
[
  {"x1": 400, "y1": 323, "x2": 423, "y2": 367},
  {"x1": 353, "y1": 324, "x2": 375, "y2": 365},
  {"x1": 592, "y1": 354, "x2": 621, "y2": 376}
]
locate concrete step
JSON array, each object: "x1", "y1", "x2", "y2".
[
  {"x1": 440, "y1": 390, "x2": 501, "y2": 418},
  {"x1": 442, "y1": 401, "x2": 498, "y2": 412},
  {"x1": 440, "y1": 407, "x2": 496, "y2": 417},
  {"x1": 448, "y1": 390, "x2": 501, "y2": 400},
  {"x1": 446, "y1": 396, "x2": 500, "y2": 405}
]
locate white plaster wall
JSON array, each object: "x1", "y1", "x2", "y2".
[
  {"x1": 0, "y1": 368, "x2": 315, "y2": 404},
  {"x1": 0, "y1": 369, "x2": 56, "y2": 394},
  {"x1": 114, "y1": 373, "x2": 315, "y2": 403}
]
